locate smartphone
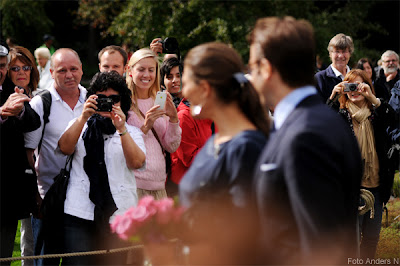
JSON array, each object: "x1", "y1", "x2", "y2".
[{"x1": 154, "y1": 91, "x2": 167, "y2": 110}]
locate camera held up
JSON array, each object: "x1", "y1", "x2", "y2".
[
  {"x1": 343, "y1": 83, "x2": 358, "y2": 92},
  {"x1": 158, "y1": 37, "x2": 179, "y2": 54},
  {"x1": 97, "y1": 97, "x2": 113, "y2": 112}
]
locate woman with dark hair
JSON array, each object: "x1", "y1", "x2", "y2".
[
  {"x1": 355, "y1": 58, "x2": 376, "y2": 82},
  {"x1": 8, "y1": 46, "x2": 39, "y2": 97},
  {"x1": 327, "y1": 69, "x2": 396, "y2": 260},
  {"x1": 58, "y1": 71, "x2": 146, "y2": 265},
  {"x1": 178, "y1": 42, "x2": 269, "y2": 264}
]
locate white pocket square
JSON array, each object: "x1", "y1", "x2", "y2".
[{"x1": 260, "y1": 163, "x2": 277, "y2": 172}]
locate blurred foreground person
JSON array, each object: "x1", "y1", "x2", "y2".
[
  {"x1": 179, "y1": 42, "x2": 269, "y2": 264},
  {"x1": 249, "y1": 16, "x2": 363, "y2": 264}
]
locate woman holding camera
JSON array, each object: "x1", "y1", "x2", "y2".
[
  {"x1": 327, "y1": 69, "x2": 397, "y2": 260},
  {"x1": 58, "y1": 71, "x2": 146, "y2": 265},
  {"x1": 126, "y1": 48, "x2": 181, "y2": 200}
]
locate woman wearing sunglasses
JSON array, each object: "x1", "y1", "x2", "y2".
[
  {"x1": 58, "y1": 71, "x2": 146, "y2": 265},
  {"x1": 8, "y1": 46, "x2": 39, "y2": 97}
]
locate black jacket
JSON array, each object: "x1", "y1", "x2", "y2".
[
  {"x1": 0, "y1": 77, "x2": 41, "y2": 221},
  {"x1": 327, "y1": 97, "x2": 397, "y2": 204},
  {"x1": 374, "y1": 68, "x2": 400, "y2": 102}
]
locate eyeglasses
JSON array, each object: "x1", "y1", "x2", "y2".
[
  {"x1": 383, "y1": 59, "x2": 398, "y2": 64},
  {"x1": 10, "y1": 66, "x2": 33, "y2": 72},
  {"x1": 96, "y1": 94, "x2": 121, "y2": 104},
  {"x1": 331, "y1": 50, "x2": 350, "y2": 55}
]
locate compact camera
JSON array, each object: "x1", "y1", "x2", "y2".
[
  {"x1": 97, "y1": 97, "x2": 113, "y2": 112},
  {"x1": 158, "y1": 37, "x2": 179, "y2": 54},
  {"x1": 343, "y1": 83, "x2": 358, "y2": 92}
]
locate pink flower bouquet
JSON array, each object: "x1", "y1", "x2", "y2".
[{"x1": 110, "y1": 195, "x2": 185, "y2": 243}]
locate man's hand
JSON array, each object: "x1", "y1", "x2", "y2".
[
  {"x1": 150, "y1": 38, "x2": 163, "y2": 55},
  {"x1": 0, "y1": 87, "x2": 30, "y2": 118}
]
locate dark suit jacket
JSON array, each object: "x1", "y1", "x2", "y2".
[
  {"x1": 374, "y1": 68, "x2": 400, "y2": 102},
  {"x1": 254, "y1": 94, "x2": 362, "y2": 264},
  {"x1": 0, "y1": 77, "x2": 41, "y2": 221},
  {"x1": 315, "y1": 65, "x2": 342, "y2": 103}
]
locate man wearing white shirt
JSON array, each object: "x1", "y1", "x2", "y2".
[
  {"x1": 315, "y1": 33, "x2": 354, "y2": 102},
  {"x1": 25, "y1": 48, "x2": 86, "y2": 265}
]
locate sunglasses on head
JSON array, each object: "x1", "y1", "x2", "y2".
[
  {"x1": 96, "y1": 94, "x2": 121, "y2": 104},
  {"x1": 10, "y1": 66, "x2": 33, "y2": 72}
]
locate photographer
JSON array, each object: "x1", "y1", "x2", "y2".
[
  {"x1": 327, "y1": 69, "x2": 397, "y2": 260},
  {"x1": 150, "y1": 37, "x2": 179, "y2": 61},
  {"x1": 57, "y1": 71, "x2": 146, "y2": 265}
]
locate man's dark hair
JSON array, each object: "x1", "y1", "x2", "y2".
[
  {"x1": 98, "y1": 45, "x2": 128, "y2": 66},
  {"x1": 248, "y1": 16, "x2": 316, "y2": 88},
  {"x1": 87, "y1": 71, "x2": 132, "y2": 119},
  {"x1": 160, "y1": 57, "x2": 183, "y2": 87}
]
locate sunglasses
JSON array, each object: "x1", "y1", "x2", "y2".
[
  {"x1": 96, "y1": 94, "x2": 121, "y2": 104},
  {"x1": 10, "y1": 66, "x2": 33, "y2": 72}
]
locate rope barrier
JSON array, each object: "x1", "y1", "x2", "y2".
[
  {"x1": 359, "y1": 189, "x2": 375, "y2": 218},
  {"x1": 0, "y1": 243, "x2": 143, "y2": 263}
]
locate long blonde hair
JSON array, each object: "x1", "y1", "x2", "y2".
[{"x1": 126, "y1": 48, "x2": 161, "y2": 114}]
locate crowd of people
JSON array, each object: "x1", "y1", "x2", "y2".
[{"x1": 0, "y1": 16, "x2": 399, "y2": 265}]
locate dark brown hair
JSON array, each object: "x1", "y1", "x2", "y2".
[
  {"x1": 8, "y1": 46, "x2": 39, "y2": 94},
  {"x1": 184, "y1": 42, "x2": 270, "y2": 136},
  {"x1": 98, "y1": 45, "x2": 128, "y2": 66},
  {"x1": 248, "y1": 16, "x2": 315, "y2": 88},
  {"x1": 339, "y1": 69, "x2": 375, "y2": 109}
]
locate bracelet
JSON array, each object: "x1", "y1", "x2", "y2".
[
  {"x1": 372, "y1": 98, "x2": 381, "y2": 108},
  {"x1": 118, "y1": 130, "x2": 128, "y2": 136}
]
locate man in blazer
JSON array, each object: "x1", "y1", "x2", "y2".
[
  {"x1": 248, "y1": 17, "x2": 363, "y2": 264},
  {"x1": 315, "y1": 33, "x2": 354, "y2": 102}
]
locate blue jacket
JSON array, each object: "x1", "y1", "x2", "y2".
[{"x1": 314, "y1": 65, "x2": 342, "y2": 102}]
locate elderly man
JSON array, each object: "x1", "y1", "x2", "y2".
[
  {"x1": 249, "y1": 17, "x2": 362, "y2": 264},
  {"x1": 0, "y1": 42, "x2": 40, "y2": 264},
  {"x1": 315, "y1": 33, "x2": 354, "y2": 102},
  {"x1": 25, "y1": 48, "x2": 87, "y2": 265},
  {"x1": 375, "y1": 50, "x2": 400, "y2": 101},
  {"x1": 98, "y1": 45, "x2": 128, "y2": 76}
]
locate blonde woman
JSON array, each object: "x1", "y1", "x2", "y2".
[{"x1": 126, "y1": 48, "x2": 181, "y2": 199}]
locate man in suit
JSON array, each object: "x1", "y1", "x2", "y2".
[
  {"x1": 315, "y1": 33, "x2": 354, "y2": 102},
  {"x1": 248, "y1": 17, "x2": 363, "y2": 264}
]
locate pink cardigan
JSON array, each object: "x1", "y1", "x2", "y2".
[{"x1": 127, "y1": 98, "x2": 181, "y2": 190}]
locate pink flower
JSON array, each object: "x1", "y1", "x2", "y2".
[
  {"x1": 155, "y1": 197, "x2": 174, "y2": 224},
  {"x1": 138, "y1": 195, "x2": 157, "y2": 216},
  {"x1": 112, "y1": 212, "x2": 136, "y2": 240}
]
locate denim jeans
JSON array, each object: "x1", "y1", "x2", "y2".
[
  {"x1": 31, "y1": 217, "x2": 44, "y2": 266},
  {"x1": 359, "y1": 187, "x2": 382, "y2": 260}
]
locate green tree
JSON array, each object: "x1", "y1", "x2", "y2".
[{"x1": 1, "y1": 0, "x2": 53, "y2": 51}]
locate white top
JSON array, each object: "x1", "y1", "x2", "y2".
[
  {"x1": 63, "y1": 120, "x2": 146, "y2": 223},
  {"x1": 331, "y1": 64, "x2": 351, "y2": 81},
  {"x1": 37, "y1": 60, "x2": 53, "y2": 91},
  {"x1": 24, "y1": 84, "x2": 87, "y2": 198}
]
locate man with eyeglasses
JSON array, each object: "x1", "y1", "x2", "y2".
[
  {"x1": 0, "y1": 42, "x2": 41, "y2": 264},
  {"x1": 315, "y1": 33, "x2": 354, "y2": 102},
  {"x1": 24, "y1": 48, "x2": 87, "y2": 265},
  {"x1": 374, "y1": 50, "x2": 400, "y2": 101}
]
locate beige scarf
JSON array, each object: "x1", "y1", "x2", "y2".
[{"x1": 347, "y1": 101, "x2": 379, "y2": 182}]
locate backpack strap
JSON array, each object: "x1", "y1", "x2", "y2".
[{"x1": 37, "y1": 90, "x2": 52, "y2": 152}]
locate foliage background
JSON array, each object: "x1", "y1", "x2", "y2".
[{"x1": 1, "y1": 0, "x2": 399, "y2": 81}]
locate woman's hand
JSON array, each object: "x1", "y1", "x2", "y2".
[
  {"x1": 141, "y1": 105, "x2": 165, "y2": 134},
  {"x1": 81, "y1": 94, "x2": 97, "y2": 120},
  {"x1": 111, "y1": 105, "x2": 126, "y2": 133},
  {"x1": 329, "y1": 82, "x2": 345, "y2": 100},
  {"x1": 357, "y1": 82, "x2": 381, "y2": 107},
  {"x1": 164, "y1": 92, "x2": 178, "y2": 123},
  {"x1": 150, "y1": 38, "x2": 163, "y2": 55}
]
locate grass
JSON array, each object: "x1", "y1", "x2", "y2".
[{"x1": 11, "y1": 220, "x2": 21, "y2": 266}]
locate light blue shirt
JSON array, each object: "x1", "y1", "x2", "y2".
[
  {"x1": 274, "y1": 86, "x2": 317, "y2": 130},
  {"x1": 331, "y1": 64, "x2": 350, "y2": 81}
]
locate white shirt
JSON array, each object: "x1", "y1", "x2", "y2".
[
  {"x1": 331, "y1": 64, "x2": 351, "y2": 81},
  {"x1": 63, "y1": 120, "x2": 146, "y2": 223},
  {"x1": 274, "y1": 86, "x2": 317, "y2": 130},
  {"x1": 37, "y1": 60, "x2": 53, "y2": 91},
  {"x1": 24, "y1": 84, "x2": 87, "y2": 198}
]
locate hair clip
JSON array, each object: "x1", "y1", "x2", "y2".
[{"x1": 233, "y1": 72, "x2": 249, "y2": 88}]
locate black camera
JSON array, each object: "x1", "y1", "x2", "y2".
[
  {"x1": 343, "y1": 83, "x2": 358, "y2": 92},
  {"x1": 158, "y1": 37, "x2": 179, "y2": 54},
  {"x1": 97, "y1": 97, "x2": 113, "y2": 112}
]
